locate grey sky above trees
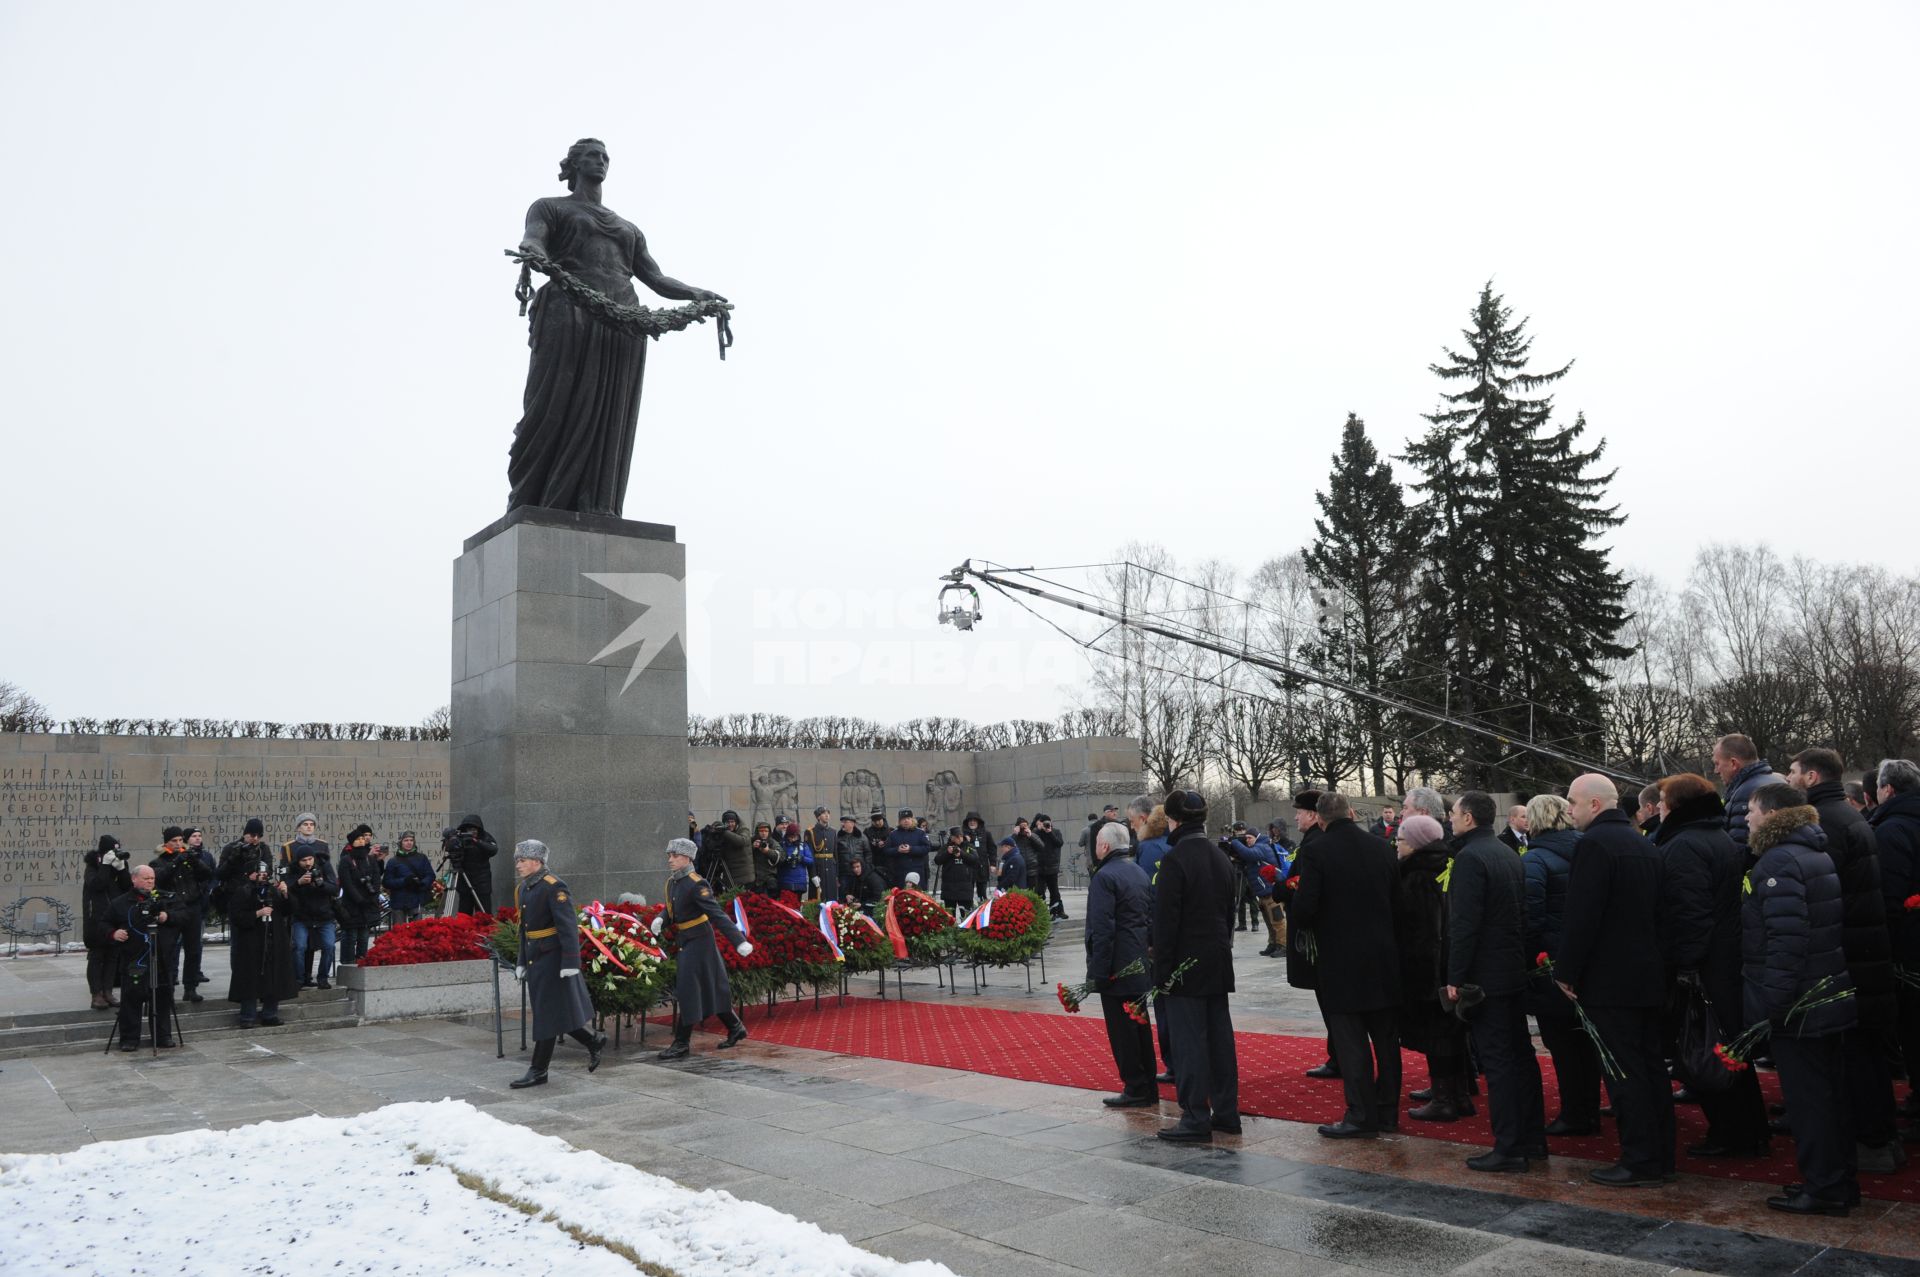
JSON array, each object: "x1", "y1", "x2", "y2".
[{"x1": 3, "y1": 3, "x2": 1915, "y2": 730}]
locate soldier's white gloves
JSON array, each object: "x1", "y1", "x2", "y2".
[
  {"x1": 560, "y1": 968, "x2": 579, "y2": 979},
  {"x1": 812, "y1": 876, "x2": 821, "y2": 889},
  {"x1": 650, "y1": 915, "x2": 665, "y2": 937},
  {"x1": 736, "y1": 941, "x2": 754, "y2": 957},
  {"x1": 514, "y1": 966, "x2": 526, "y2": 981}
]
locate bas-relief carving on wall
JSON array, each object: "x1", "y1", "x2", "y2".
[
  {"x1": 749, "y1": 766, "x2": 799, "y2": 831},
  {"x1": 840, "y1": 769, "x2": 885, "y2": 820},
  {"x1": 922, "y1": 769, "x2": 964, "y2": 834}
]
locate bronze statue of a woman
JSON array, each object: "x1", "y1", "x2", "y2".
[{"x1": 508, "y1": 138, "x2": 725, "y2": 516}]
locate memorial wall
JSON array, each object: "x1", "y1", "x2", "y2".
[{"x1": 0, "y1": 732, "x2": 1141, "y2": 925}]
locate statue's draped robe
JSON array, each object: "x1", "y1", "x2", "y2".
[{"x1": 508, "y1": 197, "x2": 650, "y2": 516}]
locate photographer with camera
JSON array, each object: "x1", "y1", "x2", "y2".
[
  {"x1": 935, "y1": 828, "x2": 981, "y2": 919},
  {"x1": 383, "y1": 831, "x2": 435, "y2": 923},
  {"x1": 289, "y1": 846, "x2": 340, "y2": 989},
  {"x1": 90, "y1": 862, "x2": 180, "y2": 1051},
  {"x1": 697, "y1": 810, "x2": 751, "y2": 892},
  {"x1": 1028, "y1": 812, "x2": 1067, "y2": 920},
  {"x1": 442, "y1": 814, "x2": 499, "y2": 913},
  {"x1": 83, "y1": 835, "x2": 133, "y2": 1010},
  {"x1": 748, "y1": 819, "x2": 781, "y2": 894},
  {"x1": 222, "y1": 818, "x2": 296, "y2": 1028},
  {"x1": 774, "y1": 821, "x2": 813, "y2": 900},
  {"x1": 151, "y1": 826, "x2": 213, "y2": 1003},
  {"x1": 337, "y1": 824, "x2": 385, "y2": 964}
]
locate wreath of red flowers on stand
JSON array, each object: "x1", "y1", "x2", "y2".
[
  {"x1": 881, "y1": 887, "x2": 960, "y2": 963},
  {"x1": 956, "y1": 888, "x2": 1052, "y2": 965},
  {"x1": 720, "y1": 891, "x2": 840, "y2": 1002},
  {"x1": 803, "y1": 899, "x2": 893, "y2": 974}
]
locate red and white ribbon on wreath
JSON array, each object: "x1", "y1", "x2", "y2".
[
  {"x1": 957, "y1": 888, "x2": 1004, "y2": 932},
  {"x1": 815, "y1": 903, "x2": 845, "y2": 962}
]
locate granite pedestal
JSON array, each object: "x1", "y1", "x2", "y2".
[{"x1": 451, "y1": 506, "x2": 689, "y2": 908}]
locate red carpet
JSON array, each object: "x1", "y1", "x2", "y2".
[{"x1": 727, "y1": 996, "x2": 1919, "y2": 1204}]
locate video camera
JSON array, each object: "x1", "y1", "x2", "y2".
[
  {"x1": 132, "y1": 890, "x2": 180, "y2": 930},
  {"x1": 441, "y1": 825, "x2": 476, "y2": 864}
]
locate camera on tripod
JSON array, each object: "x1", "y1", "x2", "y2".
[
  {"x1": 441, "y1": 825, "x2": 473, "y2": 864},
  {"x1": 132, "y1": 890, "x2": 178, "y2": 930}
]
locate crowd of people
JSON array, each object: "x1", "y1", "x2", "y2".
[
  {"x1": 1075, "y1": 735, "x2": 1920, "y2": 1218},
  {"x1": 78, "y1": 813, "x2": 494, "y2": 1044},
  {"x1": 688, "y1": 805, "x2": 1083, "y2": 920}
]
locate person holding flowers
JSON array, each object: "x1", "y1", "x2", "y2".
[
  {"x1": 508, "y1": 839, "x2": 605, "y2": 1089},
  {"x1": 1085, "y1": 821, "x2": 1157, "y2": 1108},
  {"x1": 1743, "y1": 782, "x2": 1859, "y2": 1216},
  {"x1": 653, "y1": 837, "x2": 753, "y2": 1060},
  {"x1": 1559, "y1": 774, "x2": 1672, "y2": 1187},
  {"x1": 1151, "y1": 789, "x2": 1240, "y2": 1143}
]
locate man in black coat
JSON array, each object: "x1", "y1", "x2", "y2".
[
  {"x1": 1790, "y1": 748, "x2": 1900, "y2": 1167},
  {"x1": 1869, "y1": 758, "x2": 1920, "y2": 1134},
  {"x1": 1560, "y1": 773, "x2": 1674, "y2": 1187},
  {"x1": 1151, "y1": 789, "x2": 1240, "y2": 1143},
  {"x1": 1291, "y1": 792, "x2": 1402, "y2": 1137},
  {"x1": 222, "y1": 819, "x2": 297, "y2": 1028},
  {"x1": 1655, "y1": 776, "x2": 1768, "y2": 1157},
  {"x1": 1447, "y1": 791, "x2": 1546, "y2": 1172},
  {"x1": 450, "y1": 814, "x2": 498, "y2": 913},
  {"x1": 150, "y1": 826, "x2": 211, "y2": 1003},
  {"x1": 1085, "y1": 822, "x2": 1156, "y2": 1106},
  {"x1": 1282, "y1": 791, "x2": 1339, "y2": 1079},
  {"x1": 1029, "y1": 813, "x2": 1067, "y2": 919},
  {"x1": 94, "y1": 864, "x2": 179, "y2": 1050}
]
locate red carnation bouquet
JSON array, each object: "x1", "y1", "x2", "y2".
[
  {"x1": 361, "y1": 913, "x2": 500, "y2": 967},
  {"x1": 721, "y1": 891, "x2": 839, "y2": 1002},
  {"x1": 1056, "y1": 957, "x2": 1146, "y2": 1013}
]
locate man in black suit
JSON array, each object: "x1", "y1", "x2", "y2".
[
  {"x1": 1292, "y1": 792, "x2": 1402, "y2": 1137},
  {"x1": 1558, "y1": 772, "x2": 1674, "y2": 1187},
  {"x1": 1151, "y1": 789, "x2": 1240, "y2": 1143},
  {"x1": 1447, "y1": 790, "x2": 1546, "y2": 1172}
]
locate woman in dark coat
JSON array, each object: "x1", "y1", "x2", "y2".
[
  {"x1": 224, "y1": 829, "x2": 298, "y2": 1027},
  {"x1": 383, "y1": 832, "x2": 435, "y2": 921},
  {"x1": 335, "y1": 825, "x2": 385, "y2": 965},
  {"x1": 1522, "y1": 794, "x2": 1600, "y2": 1136},
  {"x1": 652, "y1": 838, "x2": 752, "y2": 1059},
  {"x1": 82, "y1": 836, "x2": 132, "y2": 1010},
  {"x1": 1393, "y1": 815, "x2": 1472, "y2": 1121},
  {"x1": 1656, "y1": 774, "x2": 1769, "y2": 1157}
]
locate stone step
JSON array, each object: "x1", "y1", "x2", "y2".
[
  {"x1": 0, "y1": 1013, "x2": 361, "y2": 1060},
  {"x1": 0, "y1": 990, "x2": 355, "y2": 1056}
]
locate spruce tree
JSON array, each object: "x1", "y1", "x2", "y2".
[
  {"x1": 1399, "y1": 283, "x2": 1630, "y2": 788},
  {"x1": 1303, "y1": 413, "x2": 1419, "y2": 794}
]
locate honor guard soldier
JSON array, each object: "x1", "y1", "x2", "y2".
[
  {"x1": 652, "y1": 837, "x2": 752, "y2": 1059},
  {"x1": 510, "y1": 840, "x2": 606, "y2": 1088}
]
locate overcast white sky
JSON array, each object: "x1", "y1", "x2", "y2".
[{"x1": 3, "y1": 2, "x2": 1916, "y2": 728}]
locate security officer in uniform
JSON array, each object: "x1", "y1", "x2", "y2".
[
  {"x1": 652, "y1": 837, "x2": 753, "y2": 1059},
  {"x1": 509, "y1": 839, "x2": 605, "y2": 1088}
]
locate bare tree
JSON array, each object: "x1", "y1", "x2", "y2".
[{"x1": 0, "y1": 681, "x2": 52, "y2": 732}]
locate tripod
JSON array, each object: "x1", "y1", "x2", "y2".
[
  {"x1": 434, "y1": 855, "x2": 484, "y2": 917},
  {"x1": 101, "y1": 938, "x2": 184, "y2": 1057}
]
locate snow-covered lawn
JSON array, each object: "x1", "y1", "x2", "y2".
[{"x1": 0, "y1": 1099, "x2": 955, "y2": 1277}]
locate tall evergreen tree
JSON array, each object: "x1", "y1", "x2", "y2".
[
  {"x1": 1398, "y1": 283, "x2": 1630, "y2": 788},
  {"x1": 1302, "y1": 413, "x2": 1419, "y2": 794}
]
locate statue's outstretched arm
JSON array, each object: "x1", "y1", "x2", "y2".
[{"x1": 634, "y1": 233, "x2": 725, "y2": 304}]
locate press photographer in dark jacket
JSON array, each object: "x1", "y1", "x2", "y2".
[
  {"x1": 447, "y1": 814, "x2": 498, "y2": 913},
  {"x1": 288, "y1": 847, "x2": 340, "y2": 989},
  {"x1": 94, "y1": 863, "x2": 179, "y2": 1050},
  {"x1": 934, "y1": 830, "x2": 980, "y2": 917},
  {"x1": 1151, "y1": 789, "x2": 1240, "y2": 1143},
  {"x1": 1655, "y1": 774, "x2": 1768, "y2": 1157},
  {"x1": 1789, "y1": 749, "x2": 1899, "y2": 1166},
  {"x1": 1446, "y1": 791, "x2": 1544, "y2": 1173},
  {"x1": 1743, "y1": 784, "x2": 1858, "y2": 1215},
  {"x1": 1560, "y1": 774, "x2": 1672, "y2": 1187},
  {"x1": 223, "y1": 820, "x2": 296, "y2": 1028},
  {"x1": 151, "y1": 826, "x2": 212, "y2": 1002},
  {"x1": 83, "y1": 836, "x2": 132, "y2": 1010},
  {"x1": 1869, "y1": 758, "x2": 1920, "y2": 1131},
  {"x1": 1028, "y1": 813, "x2": 1067, "y2": 919},
  {"x1": 336, "y1": 824, "x2": 385, "y2": 964}
]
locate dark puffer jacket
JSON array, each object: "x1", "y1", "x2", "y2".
[
  {"x1": 1446, "y1": 827, "x2": 1528, "y2": 997},
  {"x1": 1868, "y1": 790, "x2": 1920, "y2": 969},
  {"x1": 1655, "y1": 792, "x2": 1747, "y2": 1028},
  {"x1": 1805, "y1": 780, "x2": 1894, "y2": 1029},
  {"x1": 1742, "y1": 805, "x2": 1856, "y2": 1038},
  {"x1": 1724, "y1": 758, "x2": 1783, "y2": 855},
  {"x1": 1521, "y1": 825, "x2": 1579, "y2": 1017}
]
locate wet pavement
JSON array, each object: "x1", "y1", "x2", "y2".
[{"x1": 3, "y1": 915, "x2": 1918, "y2": 1275}]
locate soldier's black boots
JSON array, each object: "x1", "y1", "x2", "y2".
[
  {"x1": 657, "y1": 1037, "x2": 692, "y2": 1060},
  {"x1": 510, "y1": 1068, "x2": 548, "y2": 1089},
  {"x1": 718, "y1": 1016, "x2": 748, "y2": 1050},
  {"x1": 588, "y1": 1032, "x2": 608, "y2": 1072}
]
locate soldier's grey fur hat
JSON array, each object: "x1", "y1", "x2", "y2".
[
  {"x1": 666, "y1": 837, "x2": 698, "y2": 860},
  {"x1": 515, "y1": 839, "x2": 550, "y2": 863}
]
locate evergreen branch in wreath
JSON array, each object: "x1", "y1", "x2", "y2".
[{"x1": 504, "y1": 248, "x2": 734, "y2": 356}]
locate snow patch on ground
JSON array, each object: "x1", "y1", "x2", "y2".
[{"x1": 0, "y1": 1100, "x2": 955, "y2": 1277}]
